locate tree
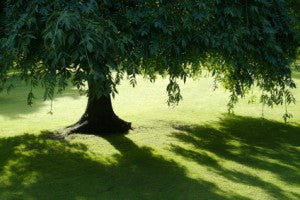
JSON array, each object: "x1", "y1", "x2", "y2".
[
  {"x1": 287, "y1": 0, "x2": 300, "y2": 66},
  {"x1": 0, "y1": 0, "x2": 299, "y2": 135},
  {"x1": 287, "y1": 0, "x2": 300, "y2": 18}
]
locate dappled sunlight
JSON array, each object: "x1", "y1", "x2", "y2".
[
  {"x1": 169, "y1": 115, "x2": 300, "y2": 199},
  {"x1": 0, "y1": 80, "x2": 86, "y2": 135},
  {"x1": 0, "y1": 76, "x2": 299, "y2": 199},
  {"x1": 0, "y1": 77, "x2": 84, "y2": 120},
  {"x1": 0, "y1": 131, "x2": 252, "y2": 200}
]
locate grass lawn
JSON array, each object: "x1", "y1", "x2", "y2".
[{"x1": 0, "y1": 72, "x2": 300, "y2": 200}]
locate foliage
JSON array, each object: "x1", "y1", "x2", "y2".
[
  {"x1": 0, "y1": 0, "x2": 299, "y2": 116},
  {"x1": 286, "y1": 0, "x2": 300, "y2": 18}
]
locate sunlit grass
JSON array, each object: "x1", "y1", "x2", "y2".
[{"x1": 0, "y1": 73, "x2": 299, "y2": 199}]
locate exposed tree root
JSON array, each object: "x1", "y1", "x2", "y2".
[{"x1": 64, "y1": 117, "x2": 132, "y2": 135}]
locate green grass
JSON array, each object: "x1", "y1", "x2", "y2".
[{"x1": 0, "y1": 73, "x2": 299, "y2": 200}]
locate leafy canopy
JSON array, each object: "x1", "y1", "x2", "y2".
[{"x1": 0, "y1": 0, "x2": 299, "y2": 117}]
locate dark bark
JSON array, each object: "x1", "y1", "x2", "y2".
[{"x1": 65, "y1": 80, "x2": 131, "y2": 135}]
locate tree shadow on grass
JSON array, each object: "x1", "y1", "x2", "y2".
[
  {"x1": 0, "y1": 77, "x2": 82, "y2": 119},
  {"x1": 0, "y1": 131, "x2": 249, "y2": 200},
  {"x1": 170, "y1": 115, "x2": 300, "y2": 200}
]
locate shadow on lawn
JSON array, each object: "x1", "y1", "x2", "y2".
[
  {"x1": 0, "y1": 132, "x2": 248, "y2": 200},
  {"x1": 0, "y1": 76, "x2": 82, "y2": 119},
  {"x1": 170, "y1": 115, "x2": 300, "y2": 200}
]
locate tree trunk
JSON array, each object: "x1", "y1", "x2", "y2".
[{"x1": 65, "y1": 80, "x2": 131, "y2": 135}]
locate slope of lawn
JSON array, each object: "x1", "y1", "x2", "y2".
[{"x1": 0, "y1": 72, "x2": 299, "y2": 200}]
